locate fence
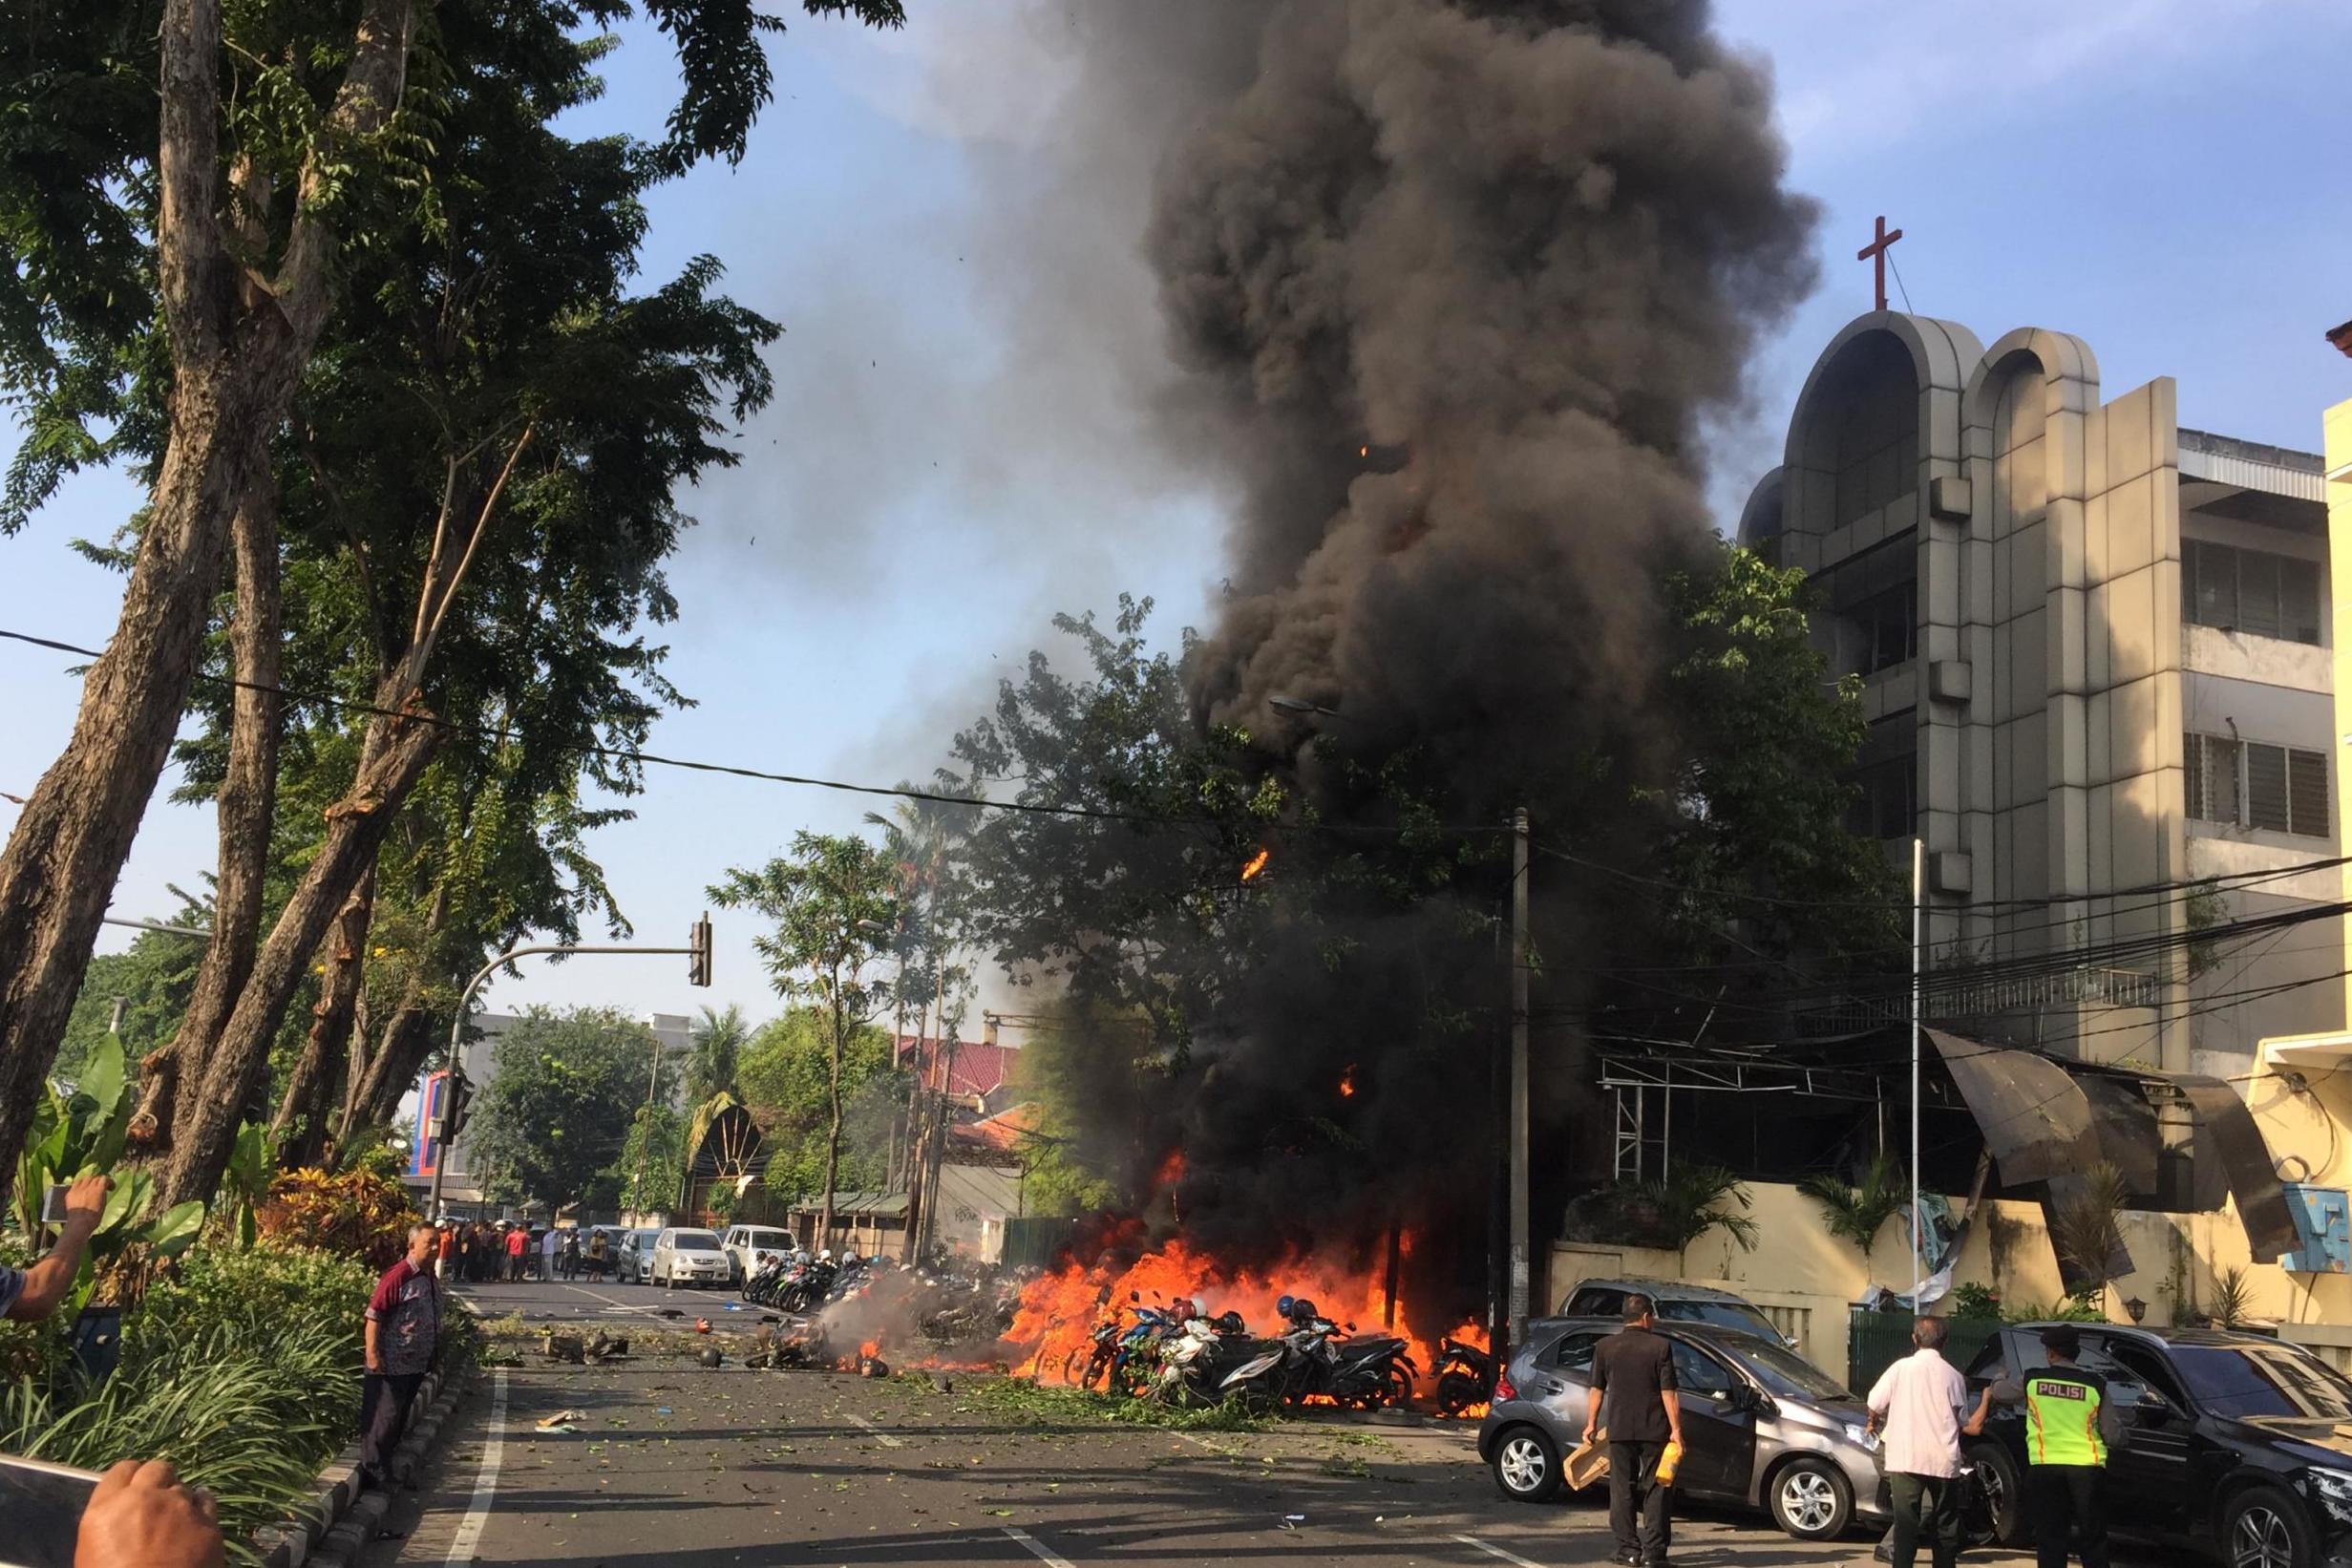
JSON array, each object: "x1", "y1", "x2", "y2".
[{"x1": 1847, "y1": 1309, "x2": 2000, "y2": 1394}]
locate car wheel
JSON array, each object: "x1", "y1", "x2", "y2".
[
  {"x1": 1767, "y1": 1455, "x2": 1854, "y2": 1541},
  {"x1": 1490, "y1": 1426, "x2": 1563, "y2": 1504},
  {"x1": 2225, "y1": 1485, "x2": 2317, "y2": 1568},
  {"x1": 1963, "y1": 1441, "x2": 2024, "y2": 1547}
]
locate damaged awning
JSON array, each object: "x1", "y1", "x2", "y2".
[{"x1": 1924, "y1": 1028, "x2": 2294, "y2": 1266}]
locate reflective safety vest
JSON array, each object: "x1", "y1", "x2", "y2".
[{"x1": 2024, "y1": 1370, "x2": 2108, "y2": 1467}]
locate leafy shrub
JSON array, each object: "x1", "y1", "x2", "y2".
[
  {"x1": 1949, "y1": 1281, "x2": 2003, "y2": 1320},
  {"x1": 256, "y1": 1166, "x2": 419, "y2": 1267},
  {"x1": 0, "y1": 1244, "x2": 376, "y2": 1559}
]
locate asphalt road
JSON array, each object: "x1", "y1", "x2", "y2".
[{"x1": 356, "y1": 1292, "x2": 2059, "y2": 1568}]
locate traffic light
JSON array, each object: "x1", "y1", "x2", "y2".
[
  {"x1": 444, "y1": 1071, "x2": 474, "y2": 1142},
  {"x1": 689, "y1": 913, "x2": 712, "y2": 987}
]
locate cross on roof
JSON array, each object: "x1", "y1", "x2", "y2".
[{"x1": 1857, "y1": 215, "x2": 1904, "y2": 313}]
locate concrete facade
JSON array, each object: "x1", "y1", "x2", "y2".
[{"x1": 1742, "y1": 314, "x2": 2339, "y2": 1075}]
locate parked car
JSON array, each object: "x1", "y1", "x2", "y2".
[
  {"x1": 651, "y1": 1227, "x2": 732, "y2": 1289},
  {"x1": 0, "y1": 1453, "x2": 95, "y2": 1568},
  {"x1": 1558, "y1": 1278, "x2": 1790, "y2": 1346},
  {"x1": 1480, "y1": 1316, "x2": 1888, "y2": 1541},
  {"x1": 721, "y1": 1224, "x2": 798, "y2": 1284},
  {"x1": 616, "y1": 1227, "x2": 663, "y2": 1283},
  {"x1": 1961, "y1": 1320, "x2": 2352, "y2": 1567}
]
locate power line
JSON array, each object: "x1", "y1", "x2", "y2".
[{"x1": 2, "y1": 625, "x2": 1510, "y2": 837}]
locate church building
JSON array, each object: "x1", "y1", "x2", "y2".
[{"x1": 1738, "y1": 310, "x2": 2340, "y2": 1077}]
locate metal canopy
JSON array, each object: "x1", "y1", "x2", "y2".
[
  {"x1": 1925, "y1": 1028, "x2": 2104, "y2": 1188},
  {"x1": 2174, "y1": 1075, "x2": 2297, "y2": 1263}
]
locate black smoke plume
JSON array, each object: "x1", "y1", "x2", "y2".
[{"x1": 1024, "y1": 0, "x2": 1816, "y2": 1306}]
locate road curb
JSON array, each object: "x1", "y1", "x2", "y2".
[{"x1": 253, "y1": 1362, "x2": 473, "y2": 1568}]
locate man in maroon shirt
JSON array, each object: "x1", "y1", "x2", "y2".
[{"x1": 359, "y1": 1224, "x2": 442, "y2": 1489}]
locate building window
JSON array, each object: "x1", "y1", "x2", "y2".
[
  {"x1": 2186, "y1": 731, "x2": 2328, "y2": 837},
  {"x1": 1846, "y1": 755, "x2": 1917, "y2": 841},
  {"x1": 2182, "y1": 540, "x2": 2322, "y2": 645},
  {"x1": 1845, "y1": 580, "x2": 1918, "y2": 675}
]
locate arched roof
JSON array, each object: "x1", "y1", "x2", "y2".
[{"x1": 1784, "y1": 310, "x2": 1985, "y2": 474}]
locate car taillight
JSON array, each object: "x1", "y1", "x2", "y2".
[{"x1": 1494, "y1": 1370, "x2": 1517, "y2": 1403}]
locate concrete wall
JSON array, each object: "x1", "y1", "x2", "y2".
[{"x1": 1546, "y1": 1181, "x2": 2070, "y2": 1388}]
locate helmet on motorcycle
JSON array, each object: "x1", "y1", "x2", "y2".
[
  {"x1": 1217, "y1": 1310, "x2": 1245, "y2": 1335},
  {"x1": 817, "y1": 1248, "x2": 834, "y2": 1263},
  {"x1": 1276, "y1": 1295, "x2": 1295, "y2": 1318},
  {"x1": 1288, "y1": 1298, "x2": 1318, "y2": 1323}
]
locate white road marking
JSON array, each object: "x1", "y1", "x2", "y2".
[
  {"x1": 846, "y1": 1413, "x2": 905, "y2": 1448},
  {"x1": 1452, "y1": 1533, "x2": 1548, "y2": 1568},
  {"x1": 562, "y1": 1283, "x2": 670, "y2": 1318},
  {"x1": 1002, "y1": 1526, "x2": 1076, "y2": 1568},
  {"x1": 444, "y1": 1368, "x2": 509, "y2": 1565}
]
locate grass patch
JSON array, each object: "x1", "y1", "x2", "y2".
[{"x1": 1319, "y1": 1452, "x2": 1372, "y2": 1478}]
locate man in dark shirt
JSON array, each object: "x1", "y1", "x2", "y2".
[{"x1": 1582, "y1": 1294, "x2": 1685, "y2": 1568}]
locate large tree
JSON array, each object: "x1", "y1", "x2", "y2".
[
  {"x1": 467, "y1": 1005, "x2": 654, "y2": 1214},
  {"x1": 735, "y1": 1009, "x2": 901, "y2": 1204},
  {"x1": 0, "y1": 0, "x2": 908, "y2": 1207},
  {"x1": 710, "y1": 834, "x2": 899, "y2": 1245}
]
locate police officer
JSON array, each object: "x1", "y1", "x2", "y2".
[{"x1": 1964, "y1": 1324, "x2": 2122, "y2": 1568}]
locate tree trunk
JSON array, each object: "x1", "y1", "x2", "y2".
[
  {"x1": 161, "y1": 680, "x2": 442, "y2": 1205},
  {"x1": 344, "y1": 996, "x2": 436, "y2": 1138},
  {"x1": 128, "y1": 478, "x2": 283, "y2": 1156},
  {"x1": 267, "y1": 870, "x2": 374, "y2": 1169},
  {"x1": 819, "y1": 1000, "x2": 844, "y2": 1250},
  {"x1": 0, "y1": 0, "x2": 417, "y2": 1205}
]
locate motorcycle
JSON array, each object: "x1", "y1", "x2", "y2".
[{"x1": 1433, "y1": 1336, "x2": 1495, "y2": 1416}]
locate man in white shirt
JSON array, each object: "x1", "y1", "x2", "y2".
[{"x1": 1866, "y1": 1315, "x2": 1971, "y2": 1568}]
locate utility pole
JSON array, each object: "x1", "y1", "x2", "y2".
[
  {"x1": 1508, "y1": 806, "x2": 1533, "y2": 1344},
  {"x1": 427, "y1": 920, "x2": 712, "y2": 1220},
  {"x1": 1910, "y1": 837, "x2": 1925, "y2": 1297}
]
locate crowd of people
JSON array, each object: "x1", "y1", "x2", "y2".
[{"x1": 425, "y1": 1217, "x2": 619, "y2": 1283}]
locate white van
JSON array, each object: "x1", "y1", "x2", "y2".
[{"x1": 721, "y1": 1223, "x2": 798, "y2": 1283}]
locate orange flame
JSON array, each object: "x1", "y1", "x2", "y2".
[
  {"x1": 1359, "y1": 445, "x2": 1370, "y2": 457},
  {"x1": 1338, "y1": 1065, "x2": 1357, "y2": 1098},
  {"x1": 999, "y1": 1234, "x2": 1487, "y2": 1402},
  {"x1": 1240, "y1": 848, "x2": 1271, "y2": 881}
]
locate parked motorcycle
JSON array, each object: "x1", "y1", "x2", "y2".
[{"x1": 1433, "y1": 1336, "x2": 1495, "y2": 1416}]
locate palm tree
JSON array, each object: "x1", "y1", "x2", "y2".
[
  {"x1": 686, "y1": 1004, "x2": 749, "y2": 1106},
  {"x1": 1644, "y1": 1163, "x2": 1760, "y2": 1273},
  {"x1": 2048, "y1": 1162, "x2": 2130, "y2": 1290},
  {"x1": 1797, "y1": 1152, "x2": 1908, "y2": 1262}
]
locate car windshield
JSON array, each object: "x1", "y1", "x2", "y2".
[
  {"x1": 740, "y1": 1229, "x2": 791, "y2": 1248},
  {"x1": 1728, "y1": 1340, "x2": 1852, "y2": 1402},
  {"x1": 2168, "y1": 1343, "x2": 2352, "y2": 1421},
  {"x1": 1659, "y1": 1300, "x2": 1783, "y2": 1340},
  {"x1": 672, "y1": 1231, "x2": 722, "y2": 1250}
]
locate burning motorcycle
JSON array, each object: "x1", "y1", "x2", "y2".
[{"x1": 1433, "y1": 1336, "x2": 1494, "y2": 1416}]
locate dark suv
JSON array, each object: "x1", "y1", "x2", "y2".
[{"x1": 1960, "y1": 1322, "x2": 2352, "y2": 1568}]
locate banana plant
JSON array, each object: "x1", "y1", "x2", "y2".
[
  {"x1": 13, "y1": 1037, "x2": 208, "y2": 1294},
  {"x1": 222, "y1": 1121, "x2": 272, "y2": 1251}
]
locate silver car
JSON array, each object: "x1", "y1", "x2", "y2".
[{"x1": 1477, "y1": 1317, "x2": 1891, "y2": 1542}]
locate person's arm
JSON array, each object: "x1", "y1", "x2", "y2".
[
  {"x1": 363, "y1": 1265, "x2": 400, "y2": 1373},
  {"x1": 10, "y1": 1174, "x2": 112, "y2": 1322},
  {"x1": 1962, "y1": 1378, "x2": 2014, "y2": 1436},
  {"x1": 1659, "y1": 1346, "x2": 1683, "y2": 1448},
  {"x1": 1582, "y1": 1381, "x2": 1602, "y2": 1444},
  {"x1": 1864, "y1": 1366, "x2": 1896, "y2": 1435},
  {"x1": 74, "y1": 1457, "x2": 222, "y2": 1568}
]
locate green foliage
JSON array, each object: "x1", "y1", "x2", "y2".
[
  {"x1": 53, "y1": 899, "x2": 210, "y2": 1086},
  {"x1": 2047, "y1": 1163, "x2": 2131, "y2": 1289},
  {"x1": 254, "y1": 1166, "x2": 420, "y2": 1269},
  {"x1": 2211, "y1": 1265, "x2": 2253, "y2": 1329},
  {"x1": 1949, "y1": 1281, "x2": 2003, "y2": 1321},
  {"x1": 711, "y1": 833, "x2": 901, "y2": 1028},
  {"x1": 1652, "y1": 541, "x2": 1906, "y2": 968},
  {"x1": 735, "y1": 1011, "x2": 903, "y2": 1201},
  {"x1": 1797, "y1": 1153, "x2": 1908, "y2": 1260},
  {"x1": 1562, "y1": 1163, "x2": 1759, "y2": 1263},
  {"x1": 2003, "y1": 1291, "x2": 2110, "y2": 1324},
  {"x1": 11, "y1": 1035, "x2": 207, "y2": 1301},
  {"x1": 0, "y1": 1243, "x2": 373, "y2": 1554},
  {"x1": 616, "y1": 1102, "x2": 687, "y2": 1217},
  {"x1": 467, "y1": 1006, "x2": 657, "y2": 1211},
  {"x1": 1006, "y1": 997, "x2": 1148, "y2": 1217},
  {"x1": 938, "y1": 598, "x2": 1293, "y2": 1071},
  {"x1": 943, "y1": 1374, "x2": 1267, "y2": 1433}
]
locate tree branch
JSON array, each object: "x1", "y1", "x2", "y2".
[{"x1": 273, "y1": 0, "x2": 421, "y2": 344}]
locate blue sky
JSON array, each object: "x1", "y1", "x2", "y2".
[{"x1": 3, "y1": 0, "x2": 2346, "y2": 1033}]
